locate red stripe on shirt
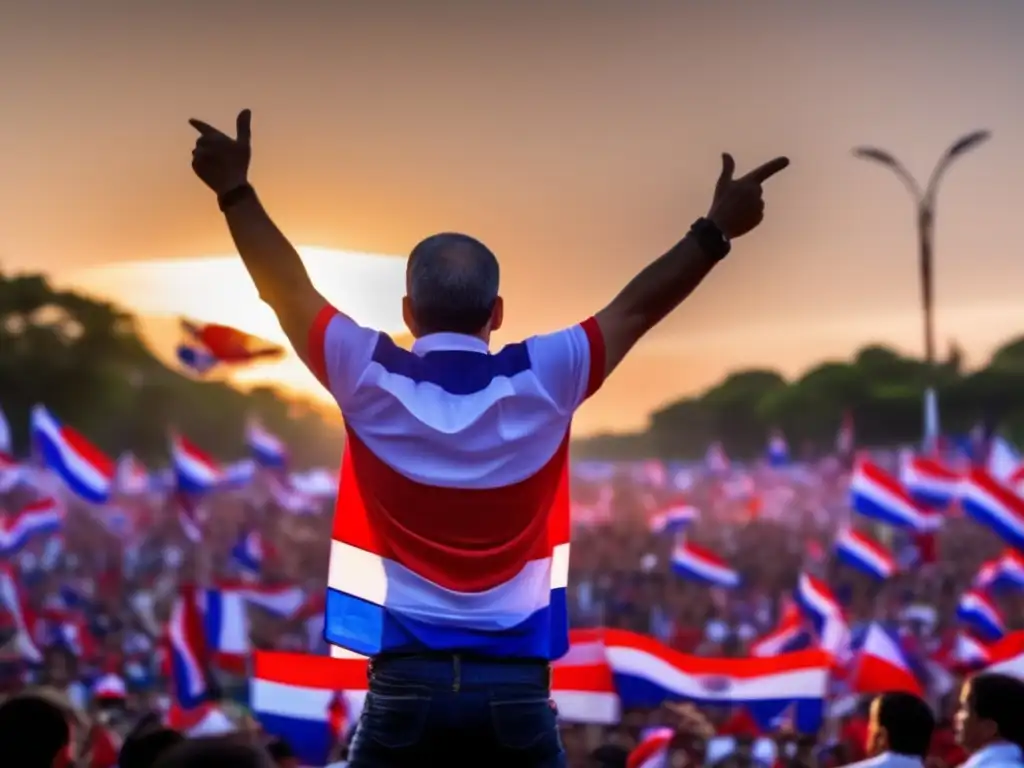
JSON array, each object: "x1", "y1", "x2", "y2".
[
  {"x1": 306, "y1": 304, "x2": 339, "y2": 388},
  {"x1": 332, "y1": 428, "x2": 571, "y2": 593},
  {"x1": 581, "y1": 316, "x2": 606, "y2": 399}
]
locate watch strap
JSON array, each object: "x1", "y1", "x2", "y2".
[{"x1": 689, "y1": 217, "x2": 731, "y2": 261}]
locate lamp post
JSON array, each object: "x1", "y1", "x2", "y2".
[{"x1": 851, "y1": 130, "x2": 991, "y2": 368}]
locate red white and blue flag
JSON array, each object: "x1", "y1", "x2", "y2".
[
  {"x1": 849, "y1": 459, "x2": 937, "y2": 532},
  {"x1": 833, "y1": 528, "x2": 896, "y2": 582},
  {"x1": 167, "y1": 585, "x2": 212, "y2": 709},
  {"x1": 959, "y1": 468, "x2": 1024, "y2": 551},
  {"x1": 670, "y1": 540, "x2": 740, "y2": 588},
  {"x1": 601, "y1": 629, "x2": 829, "y2": 733},
  {"x1": 850, "y1": 623, "x2": 923, "y2": 697},
  {"x1": 956, "y1": 590, "x2": 1006, "y2": 642},
  {"x1": 899, "y1": 453, "x2": 959, "y2": 509},
  {"x1": 0, "y1": 497, "x2": 63, "y2": 556},
  {"x1": 31, "y1": 405, "x2": 115, "y2": 504},
  {"x1": 170, "y1": 433, "x2": 223, "y2": 494},
  {"x1": 246, "y1": 419, "x2": 288, "y2": 468}
]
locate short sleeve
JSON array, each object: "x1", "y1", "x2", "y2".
[
  {"x1": 524, "y1": 316, "x2": 606, "y2": 414},
  {"x1": 306, "y1": 305, "x2": 379, "y2": 408}
]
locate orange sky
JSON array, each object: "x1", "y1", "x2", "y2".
[{"x1": 3, "y1": 2, "x2": 1024, "y2": 436}]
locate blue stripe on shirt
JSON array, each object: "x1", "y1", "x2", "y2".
[{"x1": 370, "y1": 335, "x2": 532, "y2": 395}]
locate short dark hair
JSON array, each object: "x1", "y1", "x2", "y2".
[
  {"x1": 118, "y1": 722, "x2": 184, "y2": 768},
  {"x1": 875, "y1": 691, "x2": 935, "y2": 758},
  {"x1": 0, "y1": 693, "x2": 71, "y2": 767},
  {"x1": 406, "y1": 232, "x2": 500, "y2": 335},
  {"x1": 968, "y1": 673, "x2": 1024, "y2": 748},
  {"x1": 152, "y1": 737, "x2": 272, "y2": 768}
]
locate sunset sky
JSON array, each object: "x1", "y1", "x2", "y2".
[{"x1": 3, "y1": 1, "x2": 1024, "y2": 436}]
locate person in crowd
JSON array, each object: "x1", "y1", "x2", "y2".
[
  {"x1": 265, "y1": 737, "x2": 299, "y2": 768},
  {"x1": 151, "y1": 736, "x2": 275, "y2": 768},
  {"x1": 187, "y1": 104, "x2": 788, "y2": 766},
  {"x1": 117, "y1": 715, "x2": 183, "y2": 768},
  {"x1": 0, "y1": 691, "x2": 74, "y2": 768},
  {"x1": 954, "y1": 673, "x2": 1024, "y2": 768},
  {"x1": 843, "y1": 691, "x2": 935, "y2": 768}
]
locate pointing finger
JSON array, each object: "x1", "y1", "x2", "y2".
[
  {"x1": 188, "y1": 119, "x2": 229, "y2": 140},
  {"x1": 236, "y1": 109, "x2": 252, "y2": 145},
  {"x1": 742, "y1": 157, "x2": 790, "y2": 184}
]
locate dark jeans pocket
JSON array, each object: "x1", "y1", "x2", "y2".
[
  {"x1": 361, "y1": 689, "x2": 431, "y2": 750},
  {"x1": 489, "y1": 696, "x2": 560, "y2": 752}
]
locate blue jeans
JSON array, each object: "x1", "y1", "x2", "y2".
[{"x1": 347, "y1": 654, "x2": 566, "y2": 767}]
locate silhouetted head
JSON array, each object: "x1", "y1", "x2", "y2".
[
  {"x1": 0, "y1": 692, "x2": 73, "y2": 768},
  {"x1": 867, "y1": 691, "x2": 935, "y2": 758},
  {"x1": 956, "y1": 673, "x2": 1024, "y2": 753},
  {"x1": 403, "y1": 233, "x2": 503, "y2": 340}
]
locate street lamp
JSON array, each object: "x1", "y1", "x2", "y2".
[{"x1": 852, "y1": 130, "x2": 991, "y2": 368}]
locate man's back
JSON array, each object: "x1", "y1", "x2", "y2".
[
  {"x1": 316, "y1": 314, "x2": 603, "y2": 658},
  {"x1": 186, "y1": 108, "x2": 788, "y2": 766}
]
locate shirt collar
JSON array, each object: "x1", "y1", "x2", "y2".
[
  {"x1": 411, "y1": 333, "x2": 490, "y2": 355},
  {"x1": 964, "y1": 743, "x2": 1023, "y2": 768}
]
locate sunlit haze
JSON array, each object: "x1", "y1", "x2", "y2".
[
  {"x1": 66, "y1": 248, "x2": 409, "y2": 400},
  {"x1": 6, "y1": 2, "x2": 1024, "y2": 435}
]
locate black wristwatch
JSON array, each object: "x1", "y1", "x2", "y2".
[
  {"x1": 218, "y1": 183, "x2": 255, "y2": 212},
  {"x1": 689, "y1": 217, "x2": 731, "y2": 262}
]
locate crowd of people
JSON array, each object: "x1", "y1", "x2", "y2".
[{"x1": 2, "y1": 443, "x2": 1023, "y2": 767}]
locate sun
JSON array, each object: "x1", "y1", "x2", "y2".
[{"x1": 64, "y1": 247, "x2": 411, "y2": 399}]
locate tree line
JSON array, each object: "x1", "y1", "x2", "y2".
[
  {"x1": 574, "y1": 335, "x2": 1024, "y2": 461},
  {"x1": 7, "y1": 268, "x2": 1024, "y2": 466},
  {"x1": 0, "y1": 270, "x2": 342, "y2": 467}
]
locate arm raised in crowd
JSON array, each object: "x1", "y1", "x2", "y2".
[
  {"x1": 594, "y1": 153, "x2": 790, "y2": 379},
  {"x1": 188, "y1": 109, "x2": 327, "y2": 366}
]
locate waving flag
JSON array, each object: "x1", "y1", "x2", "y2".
[
  {"x1": 850, "y1": 623, "x2": 923, "y2": 696},
  {"x1": 246, "y1": 420, "x2": 288, "y2": 468},
  {"x1": 750, "y1": 601, "x2": 810, "y2": 658},
  {"x1": 899, "y1": 453, "x2": 959, "y2": 508},
  {"x1": 648, "y1": 501, "x2": 699, "y2": 535},
  {"x1": 181, "y1": 319, "x2": 284, "y2": 367},
  {"x1": 200, "y1": 588, "x2": 251, "y2": 673},
  {"x1": 0, "y1": 497, "x2": 64, "y2": 556},
  {"x1": 167, "y1": 585, "x2": 212, "y2": 709},
  {"x1": 794, "y1": 572, "x2": 850, "y2": 658},
  {"x1": 849, "y1": 459, "x2": 935, "y2": 532},
  {"x1": 170, "y1": 433, "x2": 223, "y2": 494},
  {"x1": 834, "y1": 528, "x2": 896, "y2": 581},
  {"x1": 975, "y1": 550, "x2": 1024, "y2": 592},
  {"x1": 601, "y1": 629, "x2": 829, "y2": 733},
  {"x1": 951, "y1": 633, "x2": 992, "y2": 670},
  {"x1": 957, "y1": 590, "x2": 1006, "y2": 642},
  {"x1": 628, "y1": 727, "x2": 674, "y2": 768},
  {"x1": 251, "y1": 651, "x2": 367, "y2": 767},
  {"x1": 551, "y1": 629, "x2": 621, "y2": 724},
  {"x1": 959, "y1": 468, "x2": 1024, "y2": 551},
  {"x1": 31, "y1": 406, "x2": 115, "y2": 504},
  {"x1": 231, "y1": 530, "x2": 268, "y2": 577},
  {"x1": 671, "y1": 540, "x2": 740, "y2": 588}
]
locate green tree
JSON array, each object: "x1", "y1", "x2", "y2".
[
  {"x1": 573, "y1": 331, "x2": 1024, "y2": 460},
  {"x1": 0, "y1": 269, "x2": 342, "y2": 466}
]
